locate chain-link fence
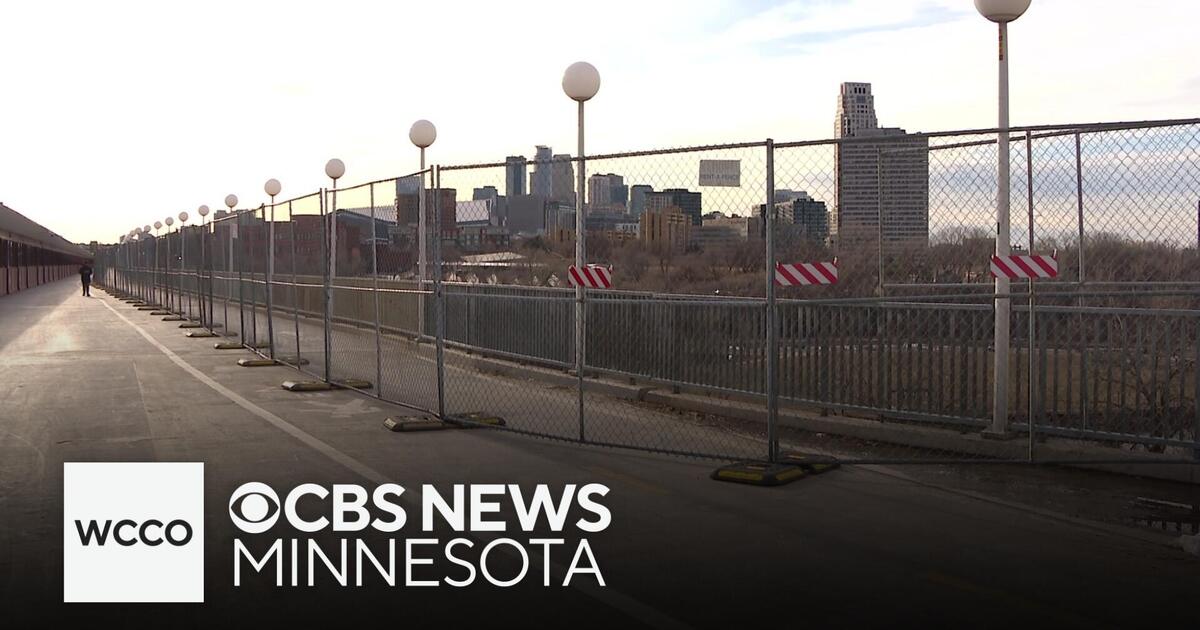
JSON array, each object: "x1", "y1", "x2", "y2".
[{"x1": 93, "y1": 117, "x2": 1200, "y2": 466}]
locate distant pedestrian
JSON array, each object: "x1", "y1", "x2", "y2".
[{"x1": 79, "y1": 263, "x2": 93, "y2": 296}]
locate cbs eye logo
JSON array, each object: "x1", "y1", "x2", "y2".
[{"x1": 228, "y1": 482, "x2": 280, "y2": 534}]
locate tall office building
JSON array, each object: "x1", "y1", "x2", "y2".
[
  {"x1": 531, "y1": 146, "x2": 553, "y2": 198},
  {"x1": 551, "y1": 154, "x2": 575, "y2": 205},
  {"x1": 832, "y1": 82, "x2": 928, "y2": 246},
  {"x1": 473, "y1": 185, "x2": 505, "y2": 226},
  {"x1": 505, "y1": 156, "x2": 527, "y2": 198},
  {"x1": 834, "y1": 82, "x2": 878, "y2": 139},
  {"x1": 646, "y1": 189, "x2": 702, "y2": 226},
  {"x1": 587, "y1": 173, "x2": 626, "y2": 212},
  {"x1": 628, "y1": 184, "x2": 653, "y2": 216}
]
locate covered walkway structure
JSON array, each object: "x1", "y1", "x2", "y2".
[{"x1": 0, "y1": 203, "x2": 92, "y2": 296}]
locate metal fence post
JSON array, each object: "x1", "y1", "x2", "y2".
[
  {"x1": 1075, "y1": 131, "x2": 1090, "y2": 432},
  {"x1": 321, "y1": 188, "x2": 333, "y2": 382},
  {"x1": 434, "y1": 167, "x2": 446, "y2": 419},
  {"x1": 370, "y1": 183, "x2": 383, "y2": 393},
  {"x1": 267, "y1": 199, "x2": 276, "y2": 360},
  {"x1": 1026, "y1": 130, "x2": 1037, "y2": 462},
  {"x1": 765, "y1": 138, "x2": 779, "y2": 463},
  {"x1": 289, "y1": 201, "x2": 300, "y2": 364},
  {"x1": 238, "y1": 211, "x2": 247, "y2": 346}
]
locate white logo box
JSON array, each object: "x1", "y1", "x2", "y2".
[{"x1": 63, "y1": 462, "x2": 204, "y2": 603}]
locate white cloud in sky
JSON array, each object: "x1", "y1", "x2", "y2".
[{"x1": 0, "y1": 0, "x2": 1196, "y2": 243}]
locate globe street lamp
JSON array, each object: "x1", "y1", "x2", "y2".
[
  {"x1": 325, "y1": 159, "x2": 344, "y2": 279},
  {"x1": 976, "y1": 0, "x2": 1032, "y2": 437},
  {"x1": 264, "y1": 178, "x2": 282, "y2": 359},
  {"x1": 562, "y1": 60, "x2": 600, "y2": 441},
  {"x1": 165, "y1": 216, "x2": 176, "y2": 312},
  {"x1": 409, "y1": 120, "x2": 436, "y2": 295},
  {"x1": 409, "y1": 119, "x2": 436, "y2": 340},
  {"x1": 198, "y1": 204, "x2": 211, "y2": 326},
  {"x1": 178, "y1": 211, "x2": 190, "y2": 319},
  {"x1": 224, "y1": 195, "x2": 238, "y2": 335}
]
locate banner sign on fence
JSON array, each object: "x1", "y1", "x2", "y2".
[
  {"x1": 989, "y1": 254, "x2": 1058, "y2": 279},
  {"x1": 698, "y1": 159, "x2": 740, "y2": 187},
  {"x1": 568, "y1": 264, "x2": 612, "y2": 289},
  {"x1": 775, "y1": 261, "x2": 838, "y2": 286}
]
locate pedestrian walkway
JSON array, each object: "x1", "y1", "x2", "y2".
[{"x1": 1, "y1": 279, "x2": 1197, "y2": 628}]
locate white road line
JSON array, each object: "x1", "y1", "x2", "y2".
[{"x1": 98, "y1": 296, "x2": 691, "y2": 630}]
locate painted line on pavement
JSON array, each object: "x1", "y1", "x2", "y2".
[{"x1": 99, "y1": 296, "x2": 692, "y2": 630}]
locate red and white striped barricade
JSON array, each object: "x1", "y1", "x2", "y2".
[
  {"x1": 989, "y1": 254, "x2": 1058, "y2": 279},
  {"x1": 568, "y1": 264, "x2": 613, "y2": 289},
  {"x1": 774, "y1": 261, "x2": 838, "y2": 286}
]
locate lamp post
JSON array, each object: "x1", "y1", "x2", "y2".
[
  {"x1": 165, "y1": 216, "x2": 177, "y2": 312},
  {"x1": 132, "y1": 228, "x2": 141, "y2": 300},
  {"x1": 977, "y1": 0, "x2": 1032, "y2": 437},
  {"x1": 264, "y1": 178, "x2": 281, "y2": 359},
  {"x1": 324, "y1": 160, "x2": 344, "y2": 279},
  {"x1": 153, "y1": 221, "x2": 163, "y2": 307},
  {"x1": 562, "y1": 61, "x2": 600, "y2": 441},
  {"x1": 409, "y1": 120, "x2": 436, "y2": 340},
  {"x1": 409, "y1": 120, "x2": 436, "y2": 293},
  {"x1": 198, "y1": 205, "x2": 210, "y2": 326},
  {"x1": 144, "y1": 225, "x2": 153, "y2": 302},
  {"x1": 178, "y1": 211, "x2": 190, "y2": 319},
  {"x1": 225, "y1": 194, "x2": 238, "y2": 336}
]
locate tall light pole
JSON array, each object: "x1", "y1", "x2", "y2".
[
  {"x1": 133, "y1": 226, "x2": 144, "y2": 301},
  {"x1": 153, "y1": 221, "x2": 163, "y2": 307},
  {"x1": 563, "y1": 61, "x2": 600, "y2": 441},
  {"x1": 198, "y1": 205, "x2": 210, "y2": 326},
  {"x1": 409, "y1": 119, "x2": 436, "y2": 339},
  {"x1": 324, "y1": 159, "x2": 345, "y2": 279},
  {"x1": 164, "y1": 217, "x2": 176, "y2": 312},
  {"x1": 264, "y1": 178, "x2": 281, "y2": 359},
  {"x1": 178, "y1": 211, "x2": 190, "y2": 318},
  {"x1": 977, "y1": 0, "x2": 1031, "y2": 437},
  {"x1": 225, "y1": 194, "x2": 238, "y2": 335}
]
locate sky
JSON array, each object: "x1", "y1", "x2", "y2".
[{"x1": 1, "y1": 0, "x2": 1197, "y2": 244}]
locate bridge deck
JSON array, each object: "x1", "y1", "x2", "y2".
[{"x1": 0, "y1": 279, "x2": 1195, "y2": 627}]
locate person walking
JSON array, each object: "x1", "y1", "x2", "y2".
[{"x1": 78, "y1": 263, "x2": 93, "y2": 297}]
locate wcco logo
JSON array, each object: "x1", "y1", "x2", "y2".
[{"x1": 63, "y1": 462, "x2": 205, "y2": 603}]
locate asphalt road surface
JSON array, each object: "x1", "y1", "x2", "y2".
[{"x1": 1, "y1": 279, "x2": 1196, "y2": 628}]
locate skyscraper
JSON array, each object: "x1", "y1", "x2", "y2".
[
  {"x1": 551, "y1": 154, "x2": 575, "y2": 205},
  {"x1": 835, "y1": 82, "x2": 878, "y2": 139},
  {"x1": 586, "y1": 173, "x2": 626, "y2": 213},
  {"x1": 505, "y1": 156, "x2": 527, "y2": 198},
  {"x1": 628, "y1": 184, "x2": 653, "y2": 217},
  {"x1": 531, "y1": 146, "x2": 553, "y2": 198},
  {"x1": 646, "y1": 189, "x2": 702, "y2": 226},
  {"x1": 833, "y1": 82, "x2": 928, "y2": 246}
]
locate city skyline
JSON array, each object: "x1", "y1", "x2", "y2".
[{"x1": 2, "y1": 0, "x2": 1198, "y2": 244}]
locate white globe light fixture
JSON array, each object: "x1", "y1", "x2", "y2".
[
  {"x1": 562, "y1": 61, "x2": 601, "y2": 102},
  {"x1": 154, "y1": 221, "x2": 162, "y2": 230},
  {"x1": 144, "y1": 225, "x2": 152, "y2": 233},
  {"x1": 975, "y1": 0, "x2": 1031, "y2": 22},
  {"x1": 409, "y1": 120, "x2": 437, "y2": 149},
  {"x1": 178, "y1": 211, "x2": 188, "y2": 223},
  {"x1": 198, "y1": 204, "x2": 210, "y2": 217},
  {"x1": 225, "y1": 194, "x2": 238, "y2": 209},
  {"x1": 324, "y1": 158, "x2": 345, "y2": 180},
  {"x1": 165, "y1": 217, "x2": 174, "y2": 227},
  {"x1": 978, "y1": 0, "x2": 1032, "y2": 439},
  {"x1": 264, "y1": 178, "x2": 281, "y2": 197}
]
